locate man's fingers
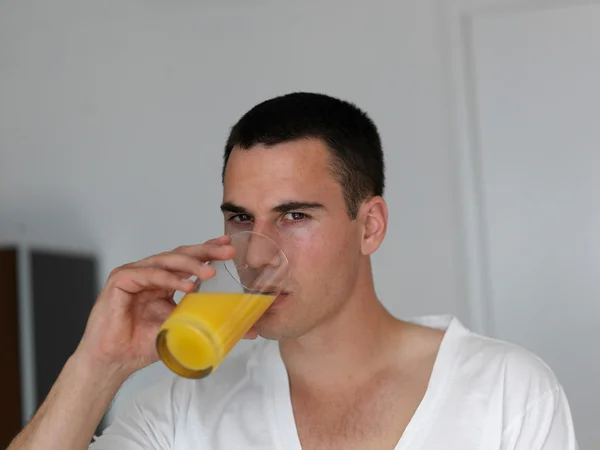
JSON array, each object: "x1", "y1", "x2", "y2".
[
  {"x1": 134, "y1": 253, "x2": 216, "y2": 281},
  {"x1": 173, "y1": 242, "x2": 235, "y2": 262},
  {"x1": 111, "y1": 267, "x2": 195, "y2": 295},
  {"x1": 203, "y1": 235, "x2": 231, "y2": 245},
  {"x1": 123, "y1": 241, "x2": 234, "y2": 283},
  {"x1": 108, "y1": 238, "x2": 236, "y2": 298}
]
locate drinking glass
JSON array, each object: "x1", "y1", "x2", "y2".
[{"x1": 156, "y1": 231, "x2": 289, "y2": 378}]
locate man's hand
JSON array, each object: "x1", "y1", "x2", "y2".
[{"x1": 76, "y1": 235, "x2": 236, "y2": 378}]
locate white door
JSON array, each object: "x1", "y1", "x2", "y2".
[{"x1": 447, "y1": 2, "x2": 600, "y2": 448}]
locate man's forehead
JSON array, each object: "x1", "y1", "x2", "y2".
[
  {"x1": 222, "y1": 139, "x2": 344, "y2": 211},
  {"x1": 226, "y1": 139, "x2": 332, "y2": 174},
  {"x1": 222, "y1": 164, "x2": 331, "y2": 205},
  {"x1": 222, "y1": 174, "x2": 338, "y2": 215}
]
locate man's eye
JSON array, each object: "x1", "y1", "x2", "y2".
[
  {"x1": 230, "y1": 214, "x2": 253, "y2": 223},
  {"x1": 283, "y1": 212, "x2": 308, "y2": 221}
]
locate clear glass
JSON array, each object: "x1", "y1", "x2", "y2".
[{"x1": 156, "y1": 231, "x2": 290, "y2": 378}]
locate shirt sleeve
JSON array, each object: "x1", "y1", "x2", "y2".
[
  {"x1": 502, "y1": 386, "x2": 579, "y2": 450},
  {"x1": 89, "y1": 377, "x2": 179, "y2": 450}
]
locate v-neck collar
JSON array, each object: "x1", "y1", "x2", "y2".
[
  {"x1": 259, "y1": 315, "x2": 464, "y2": 450},
  {"x1": 262, "y1": 340, "x2": 303, "y2": 450},
  {"x1": 393, "y1": 315, "x2": 462, "y2": 448}
]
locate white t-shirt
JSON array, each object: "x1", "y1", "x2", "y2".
[{"x1": 90, "y1": 315, "x2": 578, "y2": 449}]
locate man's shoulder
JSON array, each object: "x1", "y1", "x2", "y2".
[
  {"x1": 407, "y1": 315, "x2": 560, "y2": 397},
  {"x1": 441, "y1": 316, "x2": 562, "y2": 403}
]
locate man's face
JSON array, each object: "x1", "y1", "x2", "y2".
[{"x1": 222, "y1": 139, "x2": 364, "y2": 340}]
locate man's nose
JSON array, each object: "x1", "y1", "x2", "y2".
[{"x1": 245, "y1": 232, "x2": 281, "y2": 269}]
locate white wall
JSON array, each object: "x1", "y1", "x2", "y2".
[
  {"x1": 0, "y1": 0, "x2": 465, "y2": 421},
  {"x1": 440, "y1": 1, "x2": 600, "y2": 447},
  {"x1": 468, "y1": 5, "x2": 600, "y2": 448}
]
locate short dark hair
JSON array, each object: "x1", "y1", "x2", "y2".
[{"x1": 222, "y1": 92, "x2": 385, "y2": 218}]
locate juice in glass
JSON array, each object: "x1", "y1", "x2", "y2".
[{"x1": 156, "y1": 292, "x2": 275, "y2": 377}]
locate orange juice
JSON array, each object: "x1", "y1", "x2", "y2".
[{"x1": 156, "y1": 292, "x2": 275, "y2": 378}]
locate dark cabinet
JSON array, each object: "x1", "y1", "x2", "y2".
[{"x1": 0, "y1": 246, "x2": 98, "y2": 448}]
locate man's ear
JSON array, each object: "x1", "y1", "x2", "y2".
[{"x1": 359, "y1": 196, "x2": 388, "y2": 256}]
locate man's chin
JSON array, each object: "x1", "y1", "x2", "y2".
[
  {"x1": 253, "y1": 296, "x2": 303, "y2": 340},
  {"x1": 253, "y1": 318, "x2": 284, "y2": 340},
  {"x1": 254, "y1": 318, "x2": 297, "y2": 341}
]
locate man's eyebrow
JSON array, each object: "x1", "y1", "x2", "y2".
[
  {"x1": 220, "y1": 201, "x2": 325, "y2": 215},
  {"x1": 220, "y1": 202, "x2": 248, "y2": 214},
  {"x1": 272, "y1": 201, "x2": 325, "y2": 213}
]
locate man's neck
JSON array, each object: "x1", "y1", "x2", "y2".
[{"x1": 278, "y1": 275, "x2": 401, "y2": 392}]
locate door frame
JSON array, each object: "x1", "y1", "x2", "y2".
[{"x1": 436, "y1": 0, "x2": 600, "y2": 335}]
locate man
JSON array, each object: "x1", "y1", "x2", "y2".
[{"x1": 9, "y1": 92, "x2": 577, "y2": 449}]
